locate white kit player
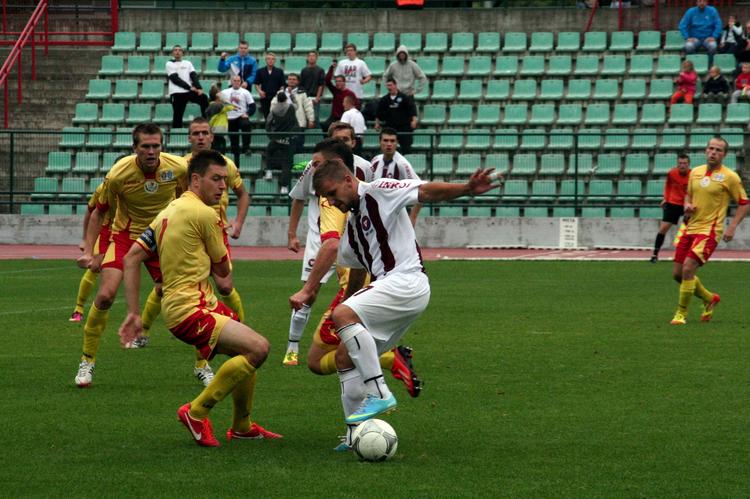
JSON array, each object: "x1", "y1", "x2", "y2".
[
  {"x1": 311, "y1": 159, "x2": 499, "y2": 447},
  {"x1": 370, "y1": 126, "x2": 422, "y2": 224}
]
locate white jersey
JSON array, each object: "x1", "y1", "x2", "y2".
[
  {"x1": 341, "y1": 108, "x2": 367, "y2": 135},
  {"x1": 370, "y1": 152, "x2": 420, "y2": 181},
  {"x1": 335, "y1": 58, "x2": 371, "y2": 99},
  {"x1": 219, "y1": 86, "x2": 255, "y2": 120},
  {"x1": 166, "y1": 59, "x2": 196, "y2": 95},
  {"x1": 339, "y1": 178, "x2": 427, "y2": 280}
]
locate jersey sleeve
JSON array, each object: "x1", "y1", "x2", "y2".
[
  {"x1": 200, "y1": 207, "x2": 228, "y2": 264},
  {"x1": 728, "y1": 172, "x2": 749, "y2": 205},
  {"x1": 319, "y1": 197, "x2": 347, "y2": 242},
  {"x1": 96, "y1": 177, "x2": 114, "y2": 212},
  {"x1": 135, "y1": 217, "x2": 160, "y2": 256},
  {"x1": 226, "y1": 159, "x2": 243, "y2": 190},
  {"x1": 289, "y1": 162, "x2": 313, "y2": 200},
  {"x1": 370, "y1": 178, "x2": 425, "y2": 211},
  {"x1": 401, "y1": 158, "x2": 420, "y2": 181}
]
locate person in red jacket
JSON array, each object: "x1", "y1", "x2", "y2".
[
  {"x1": 650, "y1": 154, "x2": 691, "y2": 263},
  {"x1": 730, "y1": 62, "x2": 750, "y2": 103},
  {"x1": 321, "y1": 60, "x2": 358, "y2": 133},
  {"x1": 670, "y1": 60, "x2": 698, "y2": 105}
]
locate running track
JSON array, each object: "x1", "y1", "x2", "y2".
[{"x1": 2, "y1": 244, "x2": 750, "y2": 261}]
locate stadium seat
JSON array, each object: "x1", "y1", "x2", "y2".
[
  {"x1": 400, "y1": 33, "x2": 422, "y2": 53},
  {"x1": 416, "y1": 55, "x2": 438, "y2": 77},
  {"x1": 529, "y1": 104, "x2": 554, "y2": 125},
  {"x1": 301, "y1": 130, "x2": 322, "y2": 149},
  {"x1": 721, "y1": 127, "x2": 744, "y2": 149},
  {"x1": 725, "y1": 103, "x2": 750, "y2": 124},
  {"x1": 283, "y1": 56, "x2": 305, "y2": 74},
  {"x1": 664, "y1": 31, "x2": 684, "y2": 51},
  {"x1": 577, "y1": 128, "x2": 602, "y2": 150},
  {"x1": 364, "y1": 56, "x2": 385, "y2": 77},
  {"x1": 496, "y1": 206, "x2": 520, "y2": 217},
  {"x1": 640, "y1": 207, "x2": 662, "y2": 218},
  {"x1": 318, "y1": 32, "x2": 342, "y2": 53},
  {"x1": 594, "y1": 153, "x2": 621, "y2": 176},
  {"x1": 581, "y1": 207, "x2": 606, "y2": 217},
  {"x1": 584, "y1": 104, "x2": 610, "y2": 126},
  {"x1": 456, "y1": 153, "x2": 481, "y2": 175},
  {"x1": 636, "y1": 31, "x2": 661, "y2": 51},
  {"x1": 503, "y1": 180, "x2": 529, "y2": 201},
  {"x1": 660, "y1": 127, "x2": 687, "y2": 149},
  {"x1": 696, "y1": 103, "x2": 723, "y2": 124},
  {"x1": 467, "y1": 56, "x2": 491, "y2": 77},
  {"x1": 587, "y1": 180, "x2": 614, "y2": 202},
  {"x1": 346, "y1": 32, "x2": 369, "y2": 52},
  {"x1": 574, "y1": 55, "x2": 599, "y2": 76},
  {"x1": 539, "y1": 79, "x2": 564, "y2": 101},
  {"x1": 424, "y1": 32, "x2": 448, "y2": 53},
  {"x1": 112, "y1": 79, "x2": 138, "y2": 100},
  {"x1": 501, "y1": 104, "x2": 528, "y2": 125},
  {"x1": 167, "y1": 128, "x2": 189, "y2": 149},
  {"x1": 431, "y1": 154, "x2": 454, "y2": 176},
  {"x1": 238, "y1": 154, "x2": 262, "y2": 175},
  {"x1": 524, "y1": 207, "x2": 548, "y2": 217},
  {"x1": 593, "y1": 79, "x2": 618, "y2": 100},
  {"x1": 547, "y1": 55, "x2": 572, "y2": 76},
  {"x1": 73, "y1": 152, "x2": 100, "y2": 174},
  {"x1": 502, "y1": 32, "x2": 527, "y2": 52},
  {"x1": 449, "y1": 32, "x2": 474, "y2": 52},
  {"x1": 493, "y1": 129, "x2": 519, "y2": 150},
  {"x1": 150, "y1": 103, "x2": 171, "y2": 124},
  {"x1": 440, "y1": 56, "x2": 465, "y2": 76},
  {"x1": 520, "y1": 55, "x2": 544, "y2": 76},
  {"x1": 686, "y1": 53, "x2": 708, "y2": 75},
  {"x1": 552, "y1": 207, "x2": 576, "y2": 217},
  {"x1": 529, "y1": 32, "x2": 553, "y2": 52},
  {"x1": 124, "y1": 55, "x2": 150, "y2": 76},
  {"x1": 244, "y1": 32, "x2": 266, "y2": 52},
  {"x1": 458, "y1": 79, "x2": 483, "y2": 100},
  {"x1": 163, "y1": 32, "x2": 188, "y2": 52},
  {"x1": 421, "y1": 104, "x2": 446, "y2": 126},
  {"x1": 567, "y1": 79, "x2": 592, "y2": 100},
  {"x1": 137, "y1": 32, "x2": 161, "y2": 52},
  {"x1": 112, "y1": 31, "x2": 136, "y2": 52},
  {"x1": 99, "y1": 55, "x2": 124, "y2": 76},
  {"x1": 612, "y1": 103, "x2": 637, "y2": 125},
  {"x1": 111, "y1": 128, "x2": 131, "y2": 149},
  {"x1": 185, "y1": 55, "x2": 203, "y2": 72},
  {"x1": 548, "y1": 128, "x2": 574, "y2": 149},
  {"x1": 520, "y1": 128, "x2": 546, "y2": 150},
  {"x1": 668, "y1": 104, "x2": 694, "y2": 125},
  {"x1": 616, "y1": 180, "x2": 642, "y2": 201},
  {"x1": 621, "y1": 78, "x2": 647, "y2": 100},
  {"x1": 631, "y1": 128, "x2": 658, "y2": 150},
  {"x1": 437, "y1": 129, "x2": 464, "y2": 150},
  {"x1": 628, "y1": 55, "x2": 654, "y2": 76},
  {"x1": 511, "y1": 79, "x2": 537, "y2": 100},
  {"x1": 531, "y1": 180, "x2": 556, "y2": 201},
  {"x1": 216, "y1": 32, "x2": 239, "y2": 52},
  {"x1": 59, "y1": 177, "x2": 87, "y2": 199},
  {"x1": 603, "y1": 128, "x2": 629, "y2": 150},
  {"x1": 601, "y1": 55, "x2": 626, "y2": 76},
  {"x1": 467, "y1": 206, "x2": 492, "y2": 217},
  {"x1": 86, "y1": 127, "x2": 112, "y2": 148},
  {"x1": 556, "y1": 32, "x2": 580, "y2": 52},
  {"x1": 85, "y1": 79, "x2": 111, "y2": 100},
  {"x1": 486, "y1": 153, "x2": 510, "y2": 173},
  {"x1": 31, "y1": 177, "x2": 58, "y2": 199},
  {"x1": 254, "y1": 178, "x2": 279, "y2": 195},
  {"x1": 126, "y1": 103, "x2": 152, "y2": 124},
  {"x1": 293, "y1": 32, "x2": 317, "y2": 52},
  {"x1": 151, "y1": 55, "x2": 170, "y2": 75},
  {"x1": 539, "y1": 153, "x2": 565, "y2": 175},
  {"x1": 432, "y1": 80, "x2": 456, "y2": 100},
  {"x1": 268, "y1": 32, "x2": 292, "y2": 52},
  {"x1": 511, "y1": 154, "x2": 537, "y2": 175},
  {"x1": 656, "y1": 54, "x2": 681, "y2": 75},
  {"x1": 559, "y1": 179, "x2": 586, "y2": 201},
  {"x1": 475, "y1": 32, "x2": 499, "y2": 52},
  {"x1": 624, "y1": 154, "x2": 650, "y2": 176},
  {"x1": 102, "y1": 152, "x2": 122, "y2": 172},
  {"x1": 493, "y1": 56, "x2": 518, "y2": 77},
  {"x1": 190, "y1": 32, "x2": 213, "y2": 52},
  {"x1": 140, "y1": 80, "x2": 165, "y2": 100},
  {"x1": 645, "y1": 179, "x2": 663, "y2": 201},
  {"x1": 447, "y1": 104, "x2": 472, "y2": 126},
  {"x1": 99, "y1": 103, "x2": 125, "y2": 124},
  {"x1": 72, "y1": 103, "x2": 98, "y2": 124},
  {"x1": 610, "y1": 207, "x2": 635, "y2": 217},
  {"x1": 47, "y1": 204, "x2": 72, "y2": 216},
  {"x1": 582, "y1": 31, "x2": 607, "y2": 51},
  {"x1": 59, "y1": 127, "x2": 85, "y2": 148},
  {"x1": 20, "y1": 204, "x2": 44, "y2": 215},
  {"x1": 714, "y1": 53, "x2": 737, "y2": 74},
  {"x1": 640, "y1": 103, "x2": 666, "y2": 125},
  {"x1": 405, "y1": 154, "x2": 426, "y2": 175},
  {"x1": 371, "y1": 32, "x2": 395, "y2": 53},
  {"x1": 411, "y1": 130, "x2": 434, "y2": 151},
  {"x1": 556, "y1": 104, "x2": 583, "y2": 125},
  {"x1": 485, "y1": 80, "x2": 510, "y2": 100},
  {"x1": 609, "y1": 31, "x2": 634, "y2": 51},
  {"x1": 724, "y1": 153, "x2": 737, "y2": 169},
  {"x1": 46, "y1": 152, "x2": 72, "y2": 173},
  {"x1": 439, "y1": 206, "x2": 464, "y2": 217},
  {"x1": 360, "y1": 81, "x2": 376, "y2": 100}
]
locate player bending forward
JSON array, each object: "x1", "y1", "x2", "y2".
[
  {"x1": 119, "y1": 150, "x2": 280, "y2": 446},
  {"x1": 313, "y1": 160, "x2": 499, "y2": 449}
]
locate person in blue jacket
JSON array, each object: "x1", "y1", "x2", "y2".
[
  {"x1": 218, "y1": 40, "x2": 257, "y2": 88},
  {"x1": 679, "y1": 0, "x2": 723, "y2": 65}
]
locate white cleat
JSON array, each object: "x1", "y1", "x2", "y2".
[
  {"x1": 194, "y1": 365, "x2": 215, "y2": 386},
  {"x1": 75, "y1": 360, "x2": 95, "y2": 388},
  {"x1": 126, "y1": 336, "x2": 149, "y2": 349}
]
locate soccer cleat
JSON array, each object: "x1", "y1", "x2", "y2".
[
  {"x1": 282, "y1": 350, "x2": 299, "y2": 366},
  {"x1": 649, "y1": 255, "x2": 658, "y2": 263},
  {"x1": 69, "y1": 311, "x2": 83, "y2": 323},
  {"x1": 177, "y1": 403, "x2": 219, "y2": 447},
  {"x1": 333, "y1": 437, "x2": 352, "y2": 452},
  {"x1": 391, "y1": 345, "x2": 422, "y2": 398},
  {"x1": 126, "y1": 335, "x2": 149, "y2": 349},
  {"x1": 194, "y1": 365, "x2": 215, "y2": 386},
  {"x1": 700, "y1": 294, "x2": 721, "y2": 322},
  {"x1": 74, "y1": 360, "x2": 95, "y2": 387},
  {"x1": 226, "y1": 423, "x2": 283, "y2": 441},
  {"x1": 345, "y1": 393, "x2": 397, "y2": 424},
  {"x1": 670, "y1": 312, "x2": 687, "y2": 325}
]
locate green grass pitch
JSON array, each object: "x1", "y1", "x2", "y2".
[{"x1": 1, "y1": 259, "x2": 748, "y2": 497}]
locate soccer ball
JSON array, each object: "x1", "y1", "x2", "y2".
[{"x1": 351, "y1": 419, "x2": 398, "y2": 462}]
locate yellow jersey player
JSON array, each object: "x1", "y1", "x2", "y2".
[
  {"x1": 73, "y1": 123, "x2": 187, "y2": 387},
  {"x1": 670, "y1": 136, "x2": 749, "y2": 325},
  {"x1": 118, "y1": 149, "x2": 281, "y2": 447}
]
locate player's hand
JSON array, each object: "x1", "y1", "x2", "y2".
[
  {"x1": 467, "y1": 168, "x2": 501, "y2": 196},
  {"x1": 683, "y1": 202, "x2": 695, "y2": 217},
  {"x1": 76, "y1": 252, "x2": 92, "y2": 269},
  {"x1": 118, "y1": 312, "x2": 143, "y2": 348},
  {"x1": 230, "y1": 219, "x2": 243, "y2": 239},
  {"x1": 288, "y1": 235, "x2": 300, "y2": 253},
  {"x1": 723, "y1": 226, "x2": 737, "y2": 242},
  {"x1": 289, "y1": 289, "x2": 314, "y2": 311},
  {"x1": 220, "y1": 52, "x2": 228, "y2": 58},
  {"x1": 659, "y1": 199, "x2": 666, "y2": 208}
]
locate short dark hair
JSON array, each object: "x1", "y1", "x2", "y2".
[
  {"x1": 190, "y1": 117, "x2": 210, "y2": 128},
  {"x1": 385, "y1": 78, "x2": 397, "y2": 85},
  {"x1": 709, "y1": 135, "x2": 728, "y2": 152},
  {"x1": 344, "y1": 43, "x2": 357, "y2": 51},
  {"x1": 313, "y1": 159, "x2": 350, "y2": 195},
  {"x1": 335, "y1": 75, "x2": 345, "y2": 82},
  {"x1": 379, "y1": 127, "x2": 398, "y2": 140},
  {"x1": 132, "y1": 123, "x2": 162, "y2": 146},
  {"x1": 287, "y1": 72, "x2": 299, "y2": 80},
  {"x1": 313, "y1": 138, "x2": 354, "y2": 171},
  {"x1": 172, "y1": 44, "x2": 182, "y2": 50},
  {"x1": 188, "y1": 149, "x2": 226, "y2": 179},
  {"x1": 327, "y1": 121, "x2": 355, "y2": 140},
  {"x1": 239, "y1": 39, "x2": 248, "y2": 46},
  {"x1": 677, "y1": 153, "x2": 690, "y2": 161}
]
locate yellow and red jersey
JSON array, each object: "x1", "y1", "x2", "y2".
[
  {"x1": 686, "y1": 164, "x2": 749, "y2": 236},
  {"x1": 88, "y1": 183, "x2": 116, "y2": 229},
  {"x1": 183, "y1": 152, "x2": 242, "y2": 227},
  {"x1": 664, "y1": 167, "x2": 690, "y2": 206}
]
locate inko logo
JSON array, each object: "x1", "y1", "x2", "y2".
[{"x1": 361, "y1": 216, "x2": 372, "y2": 231}]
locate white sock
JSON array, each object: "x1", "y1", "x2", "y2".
[
  {"x1": 287, "y1": 304, "x2": 311, "y2": 352},
  {"x1": 338, "y1": 367, "x2": 366, "y2": 417},
  {"x1": 339, "y1": 323, "x2": 391, "y2": 399}
]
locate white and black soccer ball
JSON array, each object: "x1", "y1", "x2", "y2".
[{"x1": 351, "y1": 419, "x2": 398, "y2": 462}]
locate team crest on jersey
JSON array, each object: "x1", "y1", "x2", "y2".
[
  {"x1": 700, "y1": 177, "x2": 711, "y2": 188},
  {"x1": 713, "y1": 173, "x2": 725, "y2": 182},
  {"x1": 159, "y1": 170, "x2": 174, "y2": 182},
  {"x1": 144, "y1": 179, "x2": 159, "y2": 193},
  {"x1": 361, "y1": 216, "x2": 372, "y2": 231}
]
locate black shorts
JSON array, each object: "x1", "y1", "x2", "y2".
[{"x1": 662, "y1": 202, "x2": 684, "y2": 224}]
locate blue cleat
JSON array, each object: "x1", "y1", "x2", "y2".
[
  {"x1": 333, "y1": 440, "x2": 352, "y2": 452},
  {"x1": 345, "y1": 393, "x2": 397, "y2": 424}
]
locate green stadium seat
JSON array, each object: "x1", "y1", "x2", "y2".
[
  {"x1": 636, "y1": 31, "x2": 661, "y2": 51},
  {"x1": 475, "y1": 32, "x2": 499, "y2": 53},
  {"x1": 163, "y1": 32, "x2": 188, "y2": 52},
  {"x1": 660, "y1": 127, "x2": 687, "y2": 149},
  {"x1": 486, "y1": 153, "x2": 510, "y2": 173},
  {"x1": 493, "y1": 56, "x2": 518, "y2": 77},
  {"x1": 567, "y1": 80, "x2": 591, "y2": 100},
  {"x1": 656, "y1": 54, "x2": 681, "y2": 75},
  {"x1": 687, "y1": 152, "x2": 705, "y2": 167},
  {"x1": 621, "y1": 78, "x2": 647, "y2": 100},
  {"x1": 529, "y1": 32, "x2": 553, "y2": 52},
  {"x1": 153, "y1": 103, "x2": 173, "y2": 124},
  {"x1": 439, "y1": 206, "x2": 464, "y2": 217},
  {"x1": 529, "y1": 104, "x2": 554, "y2": 125},
  {"x1": 347, "y1": 32, "x2": 369, "y2": 52},
  {"x1": 112, "y1": 31, "x2": 136, "y2": 52},
  {"x1": 185, "y1": 55, "x2": 203, "y2": 73},
  {"x1": 244, "y1": 32, "x2": 266, "y2": 52},
  {"x1": 72, "y1": 103, "x2": 98, "y2": 124},
  {"x1": 609, "y1": 31, "x2": 634, "y2": 51},
  {"x1": 86, "y1": 127, "x2": 112, "y2": 148},
  {"x1": 432, "y1": 80, "x2": 456, "y2": 100},
  {"x1": 371, "y1": 32, "x2": 395, "y2": 53},
  {"x1": 645, "y1": 179, "x2": 663, "y2": 201},
  {"x1": 548, "y1": 128, "x2": 574, "y2": 149},
  {"x1": 577, "y1": 128, "x2": 602, "y2": 150},
  {"x1": 360, "y1": 81, "x2": 376, "y2": 100},
  {"x1": 238, "y1": 154, "x2": 263, "y2": 175},
  {"x1": 584, "y1": 104, "x2": 610, "y2": 125},
  {"x1": 724, "y1": 153, "x2": 737, "y2": 169},
  {"x1": 539, "y1": 79, "x2": 564, "y2": 101},
  {"x1": 270, "y1": 205, "x2": 289, "y2": 217},
  {"x1": 46, "y1": 152, "x2": 72, "y2": 173},
  {"x1": 603, "y1": 128, "x2": 629, "y2": 150},
  {"x1": 59, "y1": 127, "x2": 85, "y2": 148},
  {"x1": 254, "y1": 178, "x2": 279, "y2": 195},
  {"x1": 475, "y1": 104, "x2": 500, "y2": 126},
  {"x1": 318, "y1": 32, "x2": 342, "y2": 53},
  {"x1": 502, "y1": 32, "x2": 527, "y2": 52},
  {"x1": 59, "y1": 177, "x2": 87, "y2": 199},
  {"x1": 458, "y1": 79, "x2": 482, "y2": 101},
  {"x1": 696, "y1": 103, "x2": 723, "y2": 124},
  {"x1": 48, "y1": 204, "x2": 73, "y2": 215},
  {"x1": 587, "y1": 180, "x2": 613, "y2": 201},
  {"x1": 496, "y1": 207, "x2": 520, "y2": 217},
  {"x1": 547, "y1": 55, "x2": 572, "y2": 76},
  {"x1": 624, "y1": 154, "x2": 650, "y2": 175},
  {"x1": 301, "y1": 130, "x2": 322, "y2": 149},
  {"x1": 440, "y1": 56, "x2": 465, "y2": 76},
  {"x1": 268, "y1": 32, "x2": 292, "y2": 52},
  {"x1": 721, "y1": 127, "x2": 744, "y2": 149},
  {"x1": 411, "y1": 130, "x2": 434, "y2": 150},
  {"x1": 552, "y1": 207, "x2": 575, "y2": 217},
  {"x1": 318, "y1": 103, "x2": 331, "y2": 122},
  {"x1": 524, "y1": 207, "x2": 548, "y2": 217},
  {"x1": 593, "y1": 79, "x2": 619, "y2": 100},
  {"x1": 610, "y1": 207, "x2": 635, "y2": 217},
  {"x1": 574, "y1": 55, "x2": 599, "y2": 76},
  {"x1": 437, "y1": 129, "x2": 464, "y2": 151},
  {"x1": 612, "y1": 103, "x2": 637, "y2": 125},
  {"x1": 416, "y1": 55, "x2": 437, "y2": 77},
  {"x1": 531, "y1": 180, "x2": 556, "y2": 201},
  {"x1": 424, "y1": 32, "x2": 448, "y2": 53},
  {"x1": 189, "y1": 32, "x2": 213, "y2": 52},
  {"x1": 140, "y1": 80, "x2": 164, "y2": 100},
  {"x1": 102, "y1": 152, "x2": 122, "y2": 172},
  {"x1": 85, "y1": 79, "x2": 111, "y2": 100},
  {"x1": 112, "y1": 128, "x2": 132, "y2": 149},
  {"x1": 556, "y1": 32, "x2": 580, "y2": 52},
  {"x1": 431, "y1": 154, "x2": 454, "y2": 176},
  {"x1": 449, "y1": 32, "x2": 474, "y2": 52},
  {"x1": 595, "y1": 153, "x2": 621, "y2": 175},
  {"x1": 520, "y1": 128, "x2": 546, "y2": 150},
  {"x1": 631, "y1": 128, "x2": 658, "y2": 150},
  {"x1": 112, "y1": 79, "x2": 138, "y2": 100},
  {"x1": 20, "y1": 204, "x2": 44, "y2": 215},
  {"x1": 714, "y1": 53, "x2": 737, "y2": 74},
  {"x1": 501, "y1": 104, "x2": 528, "y2": 126},
  {"x1": 580, "y1": 207, "x2": 605, "y2": 217},
  {"x1": 32, "y1": 177, "x2": 57, "y2": 199},
  {"x1": 466, "y1": 56, "x2": 491, "y2": 77},
  {"x1": 248, "y1": 205, "x2": 267, "y2": 216},
  {"x1": 503, "y1": 180, "x2": 529, "y2": 201},
  {"x1": 364, "y1": 56, "x2": 385, "y2": 77},
  {"x1": 582, "y1": 31, "x2": 607, "y2": 52},
  {"x1": 124, "y1": 55, "x2": 150, "y2": 76},
  {"x1": 520, "y1": 55, "x2": 544, "y2": 76},
  {"x1": 493, "y1": 129, "x2": 519, "y2": 150},
  {"x1": 640, "y1": 103, "x2": 666, "y2": 125},
  {"x1": 616, "y1": 179, "x2": 642, "y2": 201},
  {"x1": 668, "y1": 104, "x2": 694, "y2": 125},
  {"x1": 421, "y1": 104, "x2": 446, "y2": 125},
  {"x1": 216, "y1": 32, "x2": 239, "y2": 52},
  {"x1": 99, "y1": 103, "x2": 125, "y2": 125},
  {"x1": 485, "y1": 80, "x2": 510, "y2": 100},
  {"x1": 664, "y1": 31, "x2": 684, "y2": 51},
  {"x1": 126, "y1": 103, "x2": 152, "y2": 124},
  {"x1": 467, "y1": 206, "x2": 492, "y2": 217},
  {"x1": 511, "y1": 154, "x2": 536, "y2": 176},
  {"x1": 456, "y1": 153, "x2": 481, "y2": 175},
  {"x1": 686, "y1": 54, "x2": 709, "y2": 77},
  {"x1": 293, "y1": 32, "x2": 317, "y2": 53},
  {"x1": 73, "y1": 152, "x2": 100, "y2": 174},
  {"x1": 556, "y1": 104, "x2": 583, "y2": 125},
  {"x1": 283, "y1": 56, "x2": 305, "y2": 74},
  {"x1": 601, "y1": 55, "x2": 626, "y2": 76},
  {"x1": 167, "y1": 128, "x2": 189, "y2": 149},
  {"x1": 400, "y1": 33, "x2": 422, "y2": 53},
  {"x1": 137, "y1": 32, "x2": 161, "y2": 52},
  {"x1": 447, "y1": 104, "x2": 472, "y2": 126},
  {"x1": 90, "y1": 176, "x2": 105, "y2": 192},
  {"x1": 640, "y1": 207, "x2": 662, "y2": 218},
  {"x1": 150, "y1": 55, "x2": 170, "y2": 75},
  {"x1": 725, "y1": 103, "x2": 750, "y2": 124},
  {"x1": 628, "y1": 55, "x2": 653, "y2": 76},
  {"x1": 405, "y1": 154, "x2": 426, "y2": 175},
  {"x1": 99, "y1": 55, "x2": 124, "y2": 76},
  {"x1": 539, "y1": 153, "x2": 566, "y2": 175},
  {"x1": 559, "y1": 179, "x2": 586, "y2": 201},
  {"x1": 511, "y1": 79, "x2": 536, "y2": 100}
]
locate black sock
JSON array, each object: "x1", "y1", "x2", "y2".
[{"x1": 654, "y1": 233, "x2": 665, "y2": 255}]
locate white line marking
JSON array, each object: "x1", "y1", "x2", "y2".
[{"x1": 0, "y1": 265, "x2": 72, "y2": 274}]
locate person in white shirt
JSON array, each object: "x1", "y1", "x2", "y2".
[
  {"x1": 271, "y1": 73, "x2": 315, "y2": 155},
  {"x1": 310, "y1": 160, "x2": 498, "y2": 445},
  {"x1": 334, "y1": 43, "x2": 372, "y2": 100},
  {"x1": 166, "y1": 45, "x2": 208, "y2": 128},
  {"x1": 370, "y1": 127, "x2": 421, "y2": 224},
  {"x1": 340, "y1": 95, "x2": 366, "y2": 155},
  {"x1": 219, "y1": 75, "x2": 256, "y2": 158}
]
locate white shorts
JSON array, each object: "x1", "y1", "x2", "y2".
[
  {"x1": 342, "y1": 271, "x2": 430, "y2": 354},
  {"x1": 300, "y1": 230, "x2": 336, "y2": 283}
]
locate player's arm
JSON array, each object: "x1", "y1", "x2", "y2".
[
  {"x1": 230, "y1": 182, "x2": 250, "y2": 239},
  {"x1": 723, "y1": 180, "x2": 750, "y2": 242},
  {"x1": 289, "y1": 237, "x2": 338, "y2": 310},
  {"x1": 203, "y1": 210, "x2": 231, "y2": 277},
  {"x1": 118, "y1": 241, "x2": 150, "y2": 347},
  {"x1": 408, "y1": 204, "x2": 421, "y2": 227},
  {"x1": 77, "y1": 206, "x2": 104, "y2": 270},
  {"x1": 418, "y1": 168, "x2": 499, "y2": 203},
  {"x1": 80, "y1": 207, "x2": 92, "y2": 251},
  {"x1": 287, "y1": 198, "x2": 305, "y2": 252}
]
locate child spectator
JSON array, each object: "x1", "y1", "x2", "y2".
[
  {"x1": 730, "y1": 61, "x2": 750, "y2": 103},
  {"x1": 205, "y1": 85, "x2": 234, "y2": 153},
  {"x1": 702, "y1": 65, "x2": 731, "y2": 103},
  {"x1": 719, "y1": 15, "x2": 744, "y2": 54},
  {"x1": 670, "y1": 60, "x2": 698, "y2": 105}
]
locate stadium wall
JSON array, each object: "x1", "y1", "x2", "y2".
[{"x1": 3, "y1": 215, "x2": 750, "y2": 249}]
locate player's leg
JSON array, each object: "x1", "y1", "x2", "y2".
[
  {"x1": 651, "y1": 221, "x2": 673, "y2": 262},
  {"x1": 70, "y1": 269, "x2": 98, "y2": 322},
  {"x1": 672, "y1": 257, "x2": 700, "y2": 325},
  {"x1": 129, "y1": 286, "x2": 161, "y2": 348},
  {"x1": 213, "y1": 271, "x2": 244, "y2": 323},
  {"x1": 284, "y1": 282, "x2": 319, "y2": 365}
]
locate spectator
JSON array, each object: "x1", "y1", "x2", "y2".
[
  {"x1": 670, "y1": 60, "x2": 698, "y2": 105},
  {"x1": 702, "y1": 65, "x2": 730, "y2": 103},
  {"x1": 382, "y1": 45, "x2": 427, "y2": 96},
  {"x1": 340, "y1": 95, "x2": 366, "y2": 155},
  {"x1": 271, "y1": 73, "x2": 314, "y2": 154},
  {"x1": 219, "y1": 75, "x2": 256, "y2": 158},
  {"x1": 334, "y1": 43, "x2": 372, "y2": 100},
  {"x1": 166, "y1": 45, "x2": 208, "y2": 129},
  {"x1": 734, "y1": 20, "x2": 750, "y2": 70},
  {"x1": 730, "y1": 61, "x2": 750, "y2": 103},
  {"x1": 679, "y1": 0, "x2": 722, "y2": 65},
  {"x1": 265, "y1": 92, "x2": 300, "y2": 193},
  {"x1": 375, "y1": 78, "x2": 418, "y2": 155},
  {"x1": 218, "y1": 40, "x2": 257, "y2": 88},
  {"x1": 299, "y1": 51, "x2": 325, "y2": 125},
  {"x1": 255, "y1": 52, "x2": 285, "y2": 119},
  {"x1": 719, "y1": 15, "x2": 744, "y2": 54},
  {"x1": 205, "y1": 85, "x2": 234, "y2": 153},
  {"x1": 322, "y1": 61, "x2": 358, "y2": 133}
]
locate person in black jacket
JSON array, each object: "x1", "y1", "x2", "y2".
[
  {"x1": 374, "y1": 78, "x2": 418, "y2": 155},
  {"x1": 255, "y1": 52, "x2": 285, "y2": 119},
  {"x1": 166, "y1": 45, "x2": 208, "y2": 129},
  {"x1": 265, "y1": 92, "x2": 300, "y2": 193},
  {"x1": 702, "y1": 65, "x2": 731, "y2": 103}
]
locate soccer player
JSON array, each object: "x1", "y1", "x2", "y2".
[
  {"x1": 312, "y1": 159, "x2": 498, "y2": 448},
  {"x1": 670, "y1": 137, "x2": 749, "y2": 325},
  {"x1": 73, "y1": 123, "x2": 187, "y2": 387},
  {"x1": 650, "y1": 154, "x2": 691, "y2": 263},
  {"x1": 118, "y1": 150, "x2": 280, "y2": 446},
  {"x1": 370, "y1": 127, "x2": 422, "y2": 225}
]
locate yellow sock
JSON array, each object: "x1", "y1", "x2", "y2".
[
  {"x1": 82, "y1": 303, "x2": 109, "y2": 362},
  {"x1": 319, "y1": 351, "x2": 338, "y2": 375},
  {"x1": 221, "y1": 288, "x2": 245, "y2": 323},
  {"x1": 190, "y1": 355, "x2": 255, "y2": 419},
  {"x1": 379, "y1": 351, "x2": 395, "y2": 370},
  {"x1": 693, "y1": 276, "x2": 713, "y2": 302},
  {"x1": 678, "y1": 278, "x2": 696, "y2": 315},
  {"x1": 195, "y1": 349, "x2": 207, "y2": 369},
  {"x1": 231, "y1": 371, "x2": 257, "y2": 432},
  {"x1": 75, "y1": 269, "x2": 98, "y2": 314},
  {"x1": 140, "y1": 288, "x2": 162, "y2": 337}
]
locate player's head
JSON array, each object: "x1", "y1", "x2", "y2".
[
  {"x1": 312, "y1": 137, "x2": 354, "y2": 172},
  {"x1": 188, "y1": 118, "x2": 214, "y2": 152},
  {"x1": 327, "y1": 121, "x2": 356, "y2": 150},
  {"x1": 705, "y1": 136, "x2": 728, "y2": 168},
  {"x1": 188, "y1": 149, "x2": 227, "y2": 206},
  {"x1": 379, "y1": 127, "x2": 399, "y2": 156},
  {"x1": 334, "y1": 74, "x2": 346, "y2": 90},
  {"x1": 677, "y1": 153, "x2": 690, "y2": 174},
  {"x1": 230, "y1": 74, "x2": 242, "y2": 89},
  {"x1": 132, "y1": 123, "x2": 163, "y2": 171},
  {"x1": 385, "y1": 78, "x2": 398, "y2": 95},
  {"x1": 313, "y1": 159, "x2": 357, "y2": 213},
  {"x1": 237, "y1": 40, "x2": 249, "y2": 56},
  {"x1": 344, "y1": 43, "x2": 357, "y2": 60},
  {"x1": 287, "y1": 73, "x2": 299, "y2": 89},
  {"x1": 171, "y1": 45, "x2": 183, "y2": 60}
]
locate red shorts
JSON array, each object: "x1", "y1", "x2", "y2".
[
  {"x1": 674, "y1": 231, "x2": 720, "y2": 265},
  {"x1": 169, "y1": 301, "x2": 238, "y2": 360},
  {"x1": 95, "y1": 225, "x2": 111, "y2": 256},
  {"x1": 102, "y1": 230, "x2": 162, "y2": 282},
  {"x1": 313, "y1": 287, "x2": 346, "y2": 347}
]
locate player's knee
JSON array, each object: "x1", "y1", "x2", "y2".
[
  {"x1": 216, "y1": 283, "x2": 233, "y2": 296},
  {"x1": 331, "y1": 305, "x2": 355, "y2": 328},
  {"x1": 307, "y1": 359, "x2": 324, "y2": 375},
  {"x1": 94, "y1": 289, "x2": 116, "y2": 309},
  {"x1": 154, "y1": 286, "x2": 163, "y2": 298},
  {"x1": 249, "y1": 336, "x2": 270, "y2": 365}
]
